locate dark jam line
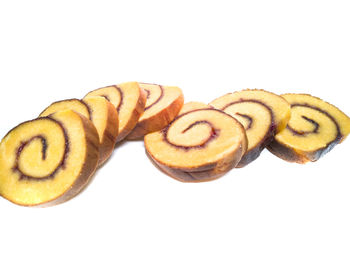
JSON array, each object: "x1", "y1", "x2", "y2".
[
  {"x1": 161, "y1": 108, "x2": 234, "y2": 150},
  {"x1": 60, "y1": 98, "x2": 92, "y2": 120},
  {"x1": 15, "y1": 135, "x2": 47, "y2": 162},
  {"x1": 287, "y1": 104, "x2": 341, "y2": 140},
  {"x1": 115, "y1": 86, "x2": 124, "y2": 113},
  {"x1": 235, "y1": 113, "x2": 253, "y2": 130},
  {"x1": 80, "y1": 100, "x2": 93, "y2": 121},
  {"x1": 221, "y1": 99, "x2": 275, "y2": 133},
  {"x1": 182, "y1": 120, "x2": 211, "y2": 133},
  {"x1": 145, "y1": 89, "x2": 151, "y2": 99},
  {"x1": 101, "y1": 95, "x2": 110, "y2": 102},
  {"x1": 12, "y1": 117, "x2": 70, "y2": 181},
  {"x1": 144, "y1": 85, "x2": 164, "y2": 111},
  {"x1": 287, "y1": 115, "x2": 319, "y2": 135},
  {"x1": 163, "y1": 120, "x2": 220, "y2": 151}
]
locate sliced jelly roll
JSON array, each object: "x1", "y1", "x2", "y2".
[
  {"x1": 144, "y1": 108, "x2": 247, "y2": 182},
  {"x1": 268, "y1": 94, "x2": 350, "y2": 163},
  {"x1": 39, "y1": 97, "x2": 118, "y2": 165},
  {"x1": 127, "y1": 83, "x2": 184, "y2": 139},
  {"x1": 0, "y1": 110, "x2": 99, "y2": 207},
  {"x1": 84, "y1": 82, "x2": 147, "y2": 142},
  {"x1": 210, "y1": 90, "x2": 291, "y2": 167}
]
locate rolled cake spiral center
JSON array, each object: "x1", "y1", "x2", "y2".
[
  {"x1": 0, "y1": 110, "x2": 100, "y2": 206},
  {"x1": 223, "y1": 101, "x2": 271, "y2": 128},
  {"x1": 144, "y1": 108, "x2": 247, "y2": 182},
  {"x1": 209, "y1": 91, "x2": 286, "y2": 167},
  {"x1": 287, "y1": 106, "x2": 323, "y2": 135},
  {"x1": 222, "y1": 101, "x2": 272, "y2": 149},
  {"x1": 280, "y1": 104, "x2": 339, "y2": 151},
  {"x1": 166, "y1": 117, "x2": 218, "y2": 148},
  {"x1": 145, "y1": 109, "x2": 245, "y2": 168},
  {"x1": 10, "y1": 118, "x2": 67, "y2": 180}
]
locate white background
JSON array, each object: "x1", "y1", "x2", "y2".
[{"x1": 0, "y1": 1, "x2": 350, "y2": 261}]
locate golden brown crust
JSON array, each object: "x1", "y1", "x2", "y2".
[
  {"x1": 127, "y1": 93, "x2": 184, "y2": 140},
  {"x1": 267, "y1": 139, "x2": 308, "y2": 164},
  {"x1": 236, "y1": 125, "x2": 275, "y2": 168},
  {"x1": 267, "y1": 134, "x2": 341, "y2": 164},
  {"x1": 146, "y1": 137, "x2": 246, "y2": 182},
  {"x1": 116, "y1": 87, "x2": 147, "y2": 142},
  {"x1": 98, "y1": 101, "x2": 119, "y2": 165}
]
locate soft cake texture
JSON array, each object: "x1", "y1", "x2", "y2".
[
  {"x1": 84, "y1": 82, "x2": 146, "y2": 142},
  {"x1": 127, "y1": 83, "x2": 184, "y2": 139},
  {"x1": 210, "y1": 89, "x2": 290, "y2": 167},
  {"x1": 40, "y1": 97, "x2": 118, "y2": 165},
  {"x1": 210, "y1": 89, "x2": 291, "y2": 132},
  {"x1": 40, "y1": 99, "x2": 90, "y2": 118},
  {"x1": 268, "y1": 93, "x2": 350, "y2": 163},
  {"x1": 0, "y1": 110, "x2": 99, "y2": 206},
  {"x1": 145, "y1": 108, "x2": 247, "y2": 182}
]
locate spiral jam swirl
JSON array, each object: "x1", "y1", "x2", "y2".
[
  {"x1": 210, "y1": 92, "x2": 283, "y2": 167},
  {"x1": 84, "y1": 82, "x2": 146, "y2": 142},
  {"x1": 85, "y1": 85, "x2": 124, "y2": 113},
  {"x1": 0, "y1": 110, "x2": 100, "y2": 206},
  {"x1": 9, "y1": 118, "x2": 69, "y2": 181},
  {"x1": 140, "y1": 83, "x2": 164, "y2": 111},
  {"x1": 286, "y1": 103, "x2": 340, "y2": 140},
  {"x1": 145, "y1": 108, "x2": 247, "y2": 182},
  {"x1": 275, "y1": 102, "x2": 341, "y2": 157},
  {"x1": 221, "y1": 99, "x2": 275, "y2": 131},
  {"x1": 269, "y1": 94, "x2": 350, "y2": 163},
  {"x1": 163, "y1": 118, "x2": 220, "y2": 150},
  {"x1": 127, "y1": 83, "x2": 183, "y2": 139}
]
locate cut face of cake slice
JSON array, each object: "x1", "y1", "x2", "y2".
[
  {"x1": 0, "y1": 110, "x2": 99, "y2": 206},
  {"x1": 144, "y1": 108, "x2": 247, "y2": 182},
  {"x1": 40, "y1": 97, "x2": 119, "y2": 165},
  {"x1": 126, "y1": 83, "x2": 184, "y2": 139},
  {"x1": 210, "y1": 89, "x2": 291, "y2": 167},
  {"x1": 84, "y1": 82, "x2": 147, "y2": 142},
  {"x1": 268, "y1": 94, "x2": 350, "y2": 163}
]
